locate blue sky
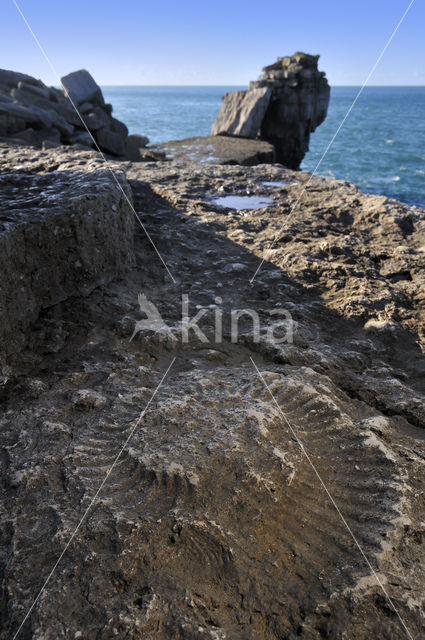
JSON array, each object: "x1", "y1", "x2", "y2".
[{"x1": 2, "y1": 0, "x2": 423, "y2": 86}]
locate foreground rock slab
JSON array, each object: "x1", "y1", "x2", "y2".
[{"x1": 0, "y1": 145, "x2": 134, "y2": 367}]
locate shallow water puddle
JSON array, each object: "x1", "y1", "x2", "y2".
[
  {"x1": 211, "y1": 195, "x2": 273, "y2": 210},
  {"x1": 260, "y1": 181, "x2": 287, "y2": 187}
]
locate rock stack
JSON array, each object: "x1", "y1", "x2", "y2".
[
  {"x1": 212, "y1": 52, "x2": 330, "y2": 169},
  {"x1": 0, "y1": 68, "x2": 149, "y2": 160}
]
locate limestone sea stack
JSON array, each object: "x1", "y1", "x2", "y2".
[
  {"x1": 212, "y1": 52, "x2": 330, "y2": 168},
  {"x1": 0, "y1": 68, "x2": 149, "y2": 160}
]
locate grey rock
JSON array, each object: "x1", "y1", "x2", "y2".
[
  {"x1": 30, "y1": 105, "x2": 74, "y2": 137},
  {"x1": 128, "y1": 133, "x2": 149, "y2": 148},
  {"x1": 0, "y1": 108, "x2": 26, "y2": 135},
  {"x1": 0, "y1": 93, "x2": 15, "y2": 103},
  {"x1": 0, "y1": 100, "x2": 40, "y2": 126},
  {"x1": 125, "y1": 133, "x2": 150, "y2": 161},
  {"x1": 0, "y1": 68, "x2": 41, "y2": 91},
  {"x1": 95, "y1": 128, "x2": 127, "y2": 156},
  {"x1": 17, "y1": 80, "x2": 51, "y2": 100},
  {"x1": 0, "y1": 67, "x2": 150, "y2": 160},
  {"x1": 11, "y1": 126, "x2": 60, "y2": 148},
  {"x1": 110, "y1": 117, "x2": 129, "y2": 137},
  {"x1": 0, "y1": 160, "x2": 134, "y2": 362},
  {"x1": 79, "y1": 101, "x2": 94, "y2": 114},
  {"x1": 10, "y1": 86, "x2": 82, "y2": 128},
  {"x1": 69, "y1": 130, "x2": 95, "y2": 147},
  {"x1": 71, "y1": 389, "x2": 107, "y2": 410},
  {"x1": 11, "y1": 127, "x2": 42, "y2": 147},
  {"x1": 42, "y1": 138, "x2": 62, "y2": 150},
  {"x1": 211, "y1": 86, "x2": 271, "y2": 137},
  {"x1": 83, "y1": 106, "x2": 110, "y2": 131},
  {"x1": 61, "y1": 69, "x2": 104, "y2": 105},
  {"x1": 51, "y1": 101, "x2": 82, "y2": 127},
  {"x1": 211, "y1": 52, "x2": 330, "y2": 168},
  {"x1": 71, "y1": 142, "x2": 94, "y2": 151}
]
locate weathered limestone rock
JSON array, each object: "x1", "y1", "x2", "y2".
[
  {"x1": 61, "y1": 69, "x2": 104, "y2": 105},
  {"x1": 0, "y1": 158, "x2": 134, "y2": 366},
  {"x1": 154, "y1": 134, "x2": 275, "y2": 165},
  {"x1": 212, "y1": 52, "x2": 330, "y2": 168},
  {"x1": 0, "y1": 144, "x2": 424, "y2": 639},
  {"x1": 211, "y1": 86, "x2": 271, "y2": 137},
  {"x1": 0, "y1": 67, "x2": 149, "y2": 160}
]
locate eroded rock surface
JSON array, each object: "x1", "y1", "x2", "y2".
[
  {"x1": 154, "y1": 135, "x2": 275, "y2": 165},
  {"x1": 0, "y1": 144, "x2": 424, "y2": 639},
  {"x1": 212, "y1": 53, "x2": 330, "y2": 168},
  {"x1": 0, "y1": 143, "x2": 134, "y2": 366}
]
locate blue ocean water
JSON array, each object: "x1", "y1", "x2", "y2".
[{"x1": 102, "y1": 86, "x2": 425, "y2": 208}]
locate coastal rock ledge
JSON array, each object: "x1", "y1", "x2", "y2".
[
  {"x1": 212, "y1": 52, "x2": 330, "y2": 168},
  {"x1": 0, "y1": 143, "x2": 424, "y2": 639}
]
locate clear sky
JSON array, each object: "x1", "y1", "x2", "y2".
[{"x1": 1, "y1": 0, "x2": 423, "y2": 86}]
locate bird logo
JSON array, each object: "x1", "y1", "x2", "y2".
[{"x1": 129, "y1": 293, "x2": 176, "y2": 342}]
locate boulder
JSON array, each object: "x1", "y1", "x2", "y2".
[
  {"x1": 10, "y1": 86, "x2": 82, "y2": 127},
  {"x1": 96, "y1": 128, "x2": 127, "y2": 156},
  {"x1": 0, "y1": 69, "x2": 41, "y2": 91},
  {"x1": 211, "y1": 52, "x2": 330, "y2": 169},
  {"x1": 211, "y1": 87, "x2": 271, "y2": 137},
  {"x1": 110, "y1": 117, "x2": 129, "y2": 137},
  {"x1": 69, "y1": 131, "x2": 95, "y2": 147},
  {"x1": 79, "y1": 101, "x2": 95, "y2": 114},
  {"x1": 128, "y1": 133, "x2": 149, "y2": 148},
  {"x1": 42, "y1": 138, "x2": 62, "y2": 150},
  {"x1": 30, "y1": 105, "x2": 74, "y2": 137},
  {"x1": 125, "y1": 133, "x2": 150, "y2": 161},
  {"x1": 83, "y1": 106, "x2": 111, "y2": 131},
  {"x1": 61, "y1": 69, "x2": 104, "y2": 105},
  {"x1": 11, "y1": 127, "x2": 42, "y2": 147},
  {"x1": 0, "y1": 94, "x2": 15, "y2": 103},
  {"x1": 17, "y1": 80, "x2": 51, "y2": 100},
  {"x1": 0, "y1": 162, "x2": 134, "y2": 363},
  {"x1": 12, "y1": 127, "x2": 60, "y2": 148}
]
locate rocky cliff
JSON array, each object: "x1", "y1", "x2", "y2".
[
  {"x1": 0, "y1": 68, "x2": 149, "y2": 160},
  {"x1": 212, "y1": 53, "x2": 330, "y2": 168},
  {"x1": 0, "y1": 142, "x2": 424, "y2": 639}
]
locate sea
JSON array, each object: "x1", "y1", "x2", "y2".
[{"x1": 102, "y1": 86, "x2": 425, "y2": 209}]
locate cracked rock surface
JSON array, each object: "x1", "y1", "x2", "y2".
[
  {"x1": 0, "y1": 144, "x2": 134, "y2": 365},
  {"x1": 0, "y1": 144, "x2": 424, "y2": 639}
]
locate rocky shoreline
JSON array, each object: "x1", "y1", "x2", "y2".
[
  {"x1": 0, "y1": 68, "x2": 149, "y2": 160},
  {"x1": 0, "y1": 75, "x2": 424, "y2": 639}
]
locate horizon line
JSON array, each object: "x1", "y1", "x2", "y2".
[{"x1": 98, "y1": 83, "x2": 425, "y2": 88}]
